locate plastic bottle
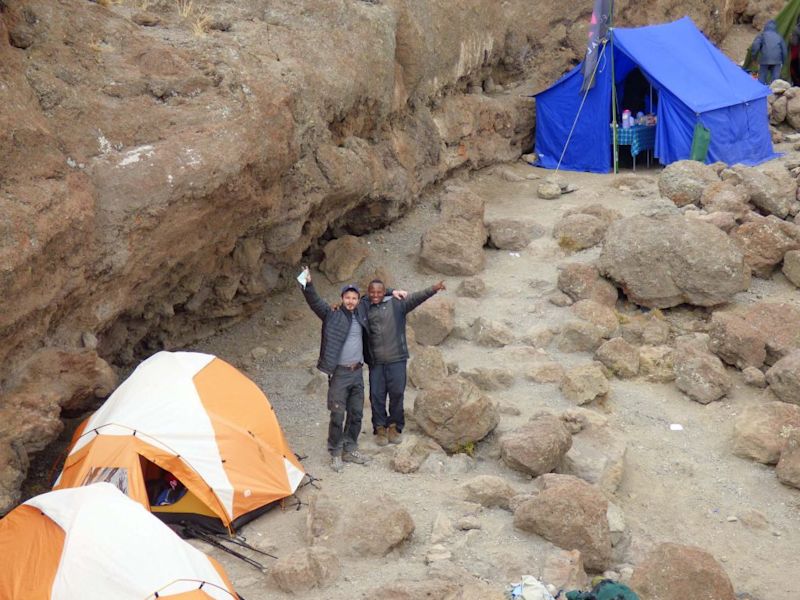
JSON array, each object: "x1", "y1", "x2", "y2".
[{"x1": 622, "y1": 109, "x2": 631, "y2": 128}]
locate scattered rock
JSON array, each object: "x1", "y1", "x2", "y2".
[
  {"x1": 319, "y1": 235, "x2": 369, "y2": 283},
  {"x1": 271, "y1": 546, "x2": 340, "y2": 593},
  {"x1": 341, "y1": 494, "x2": 415, "y2": 556},
  {"x1": 776, "y1": 429, "x2": 800, "y2": 489},
  {"x1": 766, "y1": 350, "x2": 800, "y2": 405},
  {"x1": 526, "y1": 362, "x2": 566, "y2": 384},
  {"x1": 408, "y1": 346, "x2": 448, "y2": 390},
  {"x1": 391, "y1": 435, "x2": 446, "y2": 474},
  {"x1": 742, "y1": 366, "x2": 767, "y2": 388},
  {"x1": 709, "y1": 311, "x2": 767, "y2": 369},
  {"x1": 553, "y1": 213, "x2": 606, "y2": 251},
  {"x1": 595, "y1": 338, "x2": 639, "y2": 378},
  {"x1": 560, "y1": 363, "x2": 610, "y2": 405},
  {"x1": 658, "y1": 160, "x2": 719, "y2": 207},
  {"x1": 783, "y1": 249, "x2": 800, "y2": 287},
  {"x1": 697, "y1": 211, "x2": 738, "y2": 233},
  {"x1": 739, "y1": 508, "x2": 769, "y2": 530},
  {"x1": 456, "y1": 515, "x2": 482, "y2": 530},
  {"x1": 420, "y1": 190, "x2": 487, "y2": 275},
  {"x1": 414, "y1": 376, "x2": 499, "y2": 452},
  {"x1": 408, "y1": 296, "x2": 455, "y2": 346},
  {"x1": 538, "y1": 180, "x2": 562, "y2": 200},
  {"x1": 500, "y1": 415, "x2": 573, "y2": 476},
  {"x1": 459, "y1": 475, "x2": 518, "y2": 510},
  {"x1": 620, "y1": 312, "x2": 670, "y2": 346},
  {"x1": 131, "y1": 12, "x2": 161, "y2": 27},
  {"x1": 606, "y1": 502, "x2": 626, "y2": 546},
  {"x1": 700, "y1": 181, "x2": 751, "y2": 219},
  {"x1": 558, "y1": 421, "x2": 626, "y2": 494},
  {"x1": 425, "y1": 544, "x2": 452, "y2": 564},
  {"x1": 548, "y1": 290, "x2": 574, "y2": 307},
  {"x1": 571, "y1": 300, "x2": 619, "y2": 338},
  {"x1": 557, "y1": 320, "x2": 604, "y2": 353},
  {"x1": 457, "y1": 277, "x2": 486, "y2": 298},
  {"x1": 429, "y1": 512, "x2": 455, "y2": 544},
  {"x1": 513, "y1": 474, "x2": 612, "y2": 571},
  {"x1": 734, "y1": 165, "x2": 796, "y2": 219},
  {"x1": 630, "y1": 543, "x2": 736, "y2": 600},
  {"x1": 486, "y1": 219, "x2": 538, "y2": 250},
  {"x1": 673, "y1": 343, "x2": 732, "y2": 404},
  {"x1": 0, "y1": 442, "x2": 27, "y2": 515},
  {"x1": 542, "y1": 549, "x2": 589, "y2": 591},
  {"x1": 599, "y1": 215, "x2": 750, "y2": 308},
  {"x1": 732, "y1": 402, "x2": 800, "y2": 464},
  {"x1": 638, "y1": 345, "x2": 675, "y2": 383},
  {"x1": 474, "y1": 317, "x2": 515, "y2": 347},
  {"x1": 730, "y1": 216, "x2": 800, "y2": 277},
  {"x1": 557, "y1": 263, "x2": 618, "y2": 307},
  {"x1": 461, "y1": 367, "x2": 514, "y2": 391}
]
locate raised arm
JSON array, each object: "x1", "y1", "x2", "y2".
[
  {"x1": 400, "y1": 281, "x2": 446, "y2": 314},
  {"x1": 300, "y1": 273, "x2": 331, "y2": 321}
]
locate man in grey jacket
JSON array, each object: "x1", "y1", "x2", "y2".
[
  {"x1": 363, "y1": 279, "x2": 446, "y2": 446},
  {"x1": 751, "y1": 20, "x2": 787, "y2": 84}
]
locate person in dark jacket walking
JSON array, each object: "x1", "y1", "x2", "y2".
[
  {"x1": 751, "y1": 19, "x2": 788, "y2": 84},
  {"x1": 363, "y1": 279, "x2": 446, "y2": 446}
]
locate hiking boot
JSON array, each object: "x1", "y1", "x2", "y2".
[
  {"x1": 387, "y1": 424, "x2": 402, "y2": 445},
  {"x1": 330, "y1": 454, "x2": 344, "y2": 473},
  {"x1": 342, "y1": 450, "x2": 371, "y2": 465},
  {"x1": 375, "y1": 426, "x2": 388, "y2": 447}
]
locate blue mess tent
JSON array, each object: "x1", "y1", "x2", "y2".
[{"x1": 534, "y1": 17, "x2": 778, "y2": 173}]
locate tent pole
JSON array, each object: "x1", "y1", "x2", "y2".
[{"x1": 610, "y1": 0, "x2": 618, "y2": 174}]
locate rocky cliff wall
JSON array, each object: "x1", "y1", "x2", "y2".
[{"x1": 0, "y1": 0, "x2": 735, "y2": 511}]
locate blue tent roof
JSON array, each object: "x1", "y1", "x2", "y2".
[
  {"x1": 613, "y1": 17, "x2": 770, "y2": 113},
  {"x1": 533, "y1": 17, "x2": 778, "y2": 173}
]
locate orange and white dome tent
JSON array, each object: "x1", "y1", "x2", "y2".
[
  {"x1": 0, "y1": 483, "x2": 238, "y2": 599},
  {"x1": 54, "y1": 351, "x2": 305, "y2": 532}
]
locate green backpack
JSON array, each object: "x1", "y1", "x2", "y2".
[{"x1": 565, "y1": 580, "x2": 640, "y2": 600}]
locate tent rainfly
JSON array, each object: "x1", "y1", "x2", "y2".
[
  {"x1": 0, "y1": 483, "x2": 238, "y2": 599},
  {"x1": 534, "y1": 17, "x2": 778, "y2": 173},
  {"x1": 54, "y1": 351, "x2": 305, "y2": 532}
]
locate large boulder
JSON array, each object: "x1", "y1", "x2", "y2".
[
  {"x1": 560, "y1": 363, "x2": 610, "y2": 405},
  {"x1": 733, "y1": 165, "x2": 796, "y2": 219},
  {"x1": 658, "y1": 160, "x2": 719, "y2": 207},
  {"x1": 271, "y1": 546, "x2": 340, "y2": 593},
  {"x1": 319, "y1": 235, "x2": 370, "y2": 283},
  {"x1": 732, "y1": 402, "x2": 800, "y2": 464},
  {"x1": 407, "y1": 346, "x2": 448, "y2": 390},
  {"x1": 631, "y1": 543, "x2": 735, "y2": 600},
  {"x1": 414, "y1": 376, "x2": 499, "y2": 452},
  {"x1": 557, "y1": 263, "x2": 618, "y2": 307},
  {"x1": 458, "y1": 475, "x2": 518, "y2": 509},
  {"x1": 420, "y1": 190, "x2": 487, "y2": 275},
  {"x1": 407, "y1": 296, "x2": 455, "y2": 346},
  {"x1": 513, "y1": 474, "x2": 612, "y2": 571},
  {"x1": 673, "y1": 344, "x2": 732, "y2": 404},
  {"x1": 730, "y1": 215, "x2": 800, "y2": 277},
  {"x1": 599, "y1": 215, "x2": 750, "y2": 308},
  {"x1": 500, "y1": 415, "x2": 573, "y2": 476},
  {"x1": 766, "y1": 350, "x2": 800, "y2": 405}
]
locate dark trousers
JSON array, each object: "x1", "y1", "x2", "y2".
[
  {"x1": 758, "y1": 63, "x2": 781, "y2": 84},
  {"x1": 326, "y1": 366, "x2": 364, "y2": 456},
  {"x1": 369, "y1": 361, "x2": 407, "y2": 432}
]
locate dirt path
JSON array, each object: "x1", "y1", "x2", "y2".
[{"x1": 194, "y1": 152, "x2": 800, "y2": 598}]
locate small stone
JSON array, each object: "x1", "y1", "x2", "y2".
[
  {"x1": 538, "y1": 181, "x2": 562, "y2": 200},
  {"x1": 548, "y1": 291, "x2": 573, "y2": 307},
  {"x1": 742, "y1": 366, "x2": 767, "y2": 388},
  {"x1": 81, "y1": 332, "x2": 98, "y2": 349},
  {"x1": 456, "y1": 516, "x2": 482, "y2": 530},
  {"x1": 457, "y1": 277, "x2": 486, "y2": 298}
]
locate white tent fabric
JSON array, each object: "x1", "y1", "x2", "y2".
[
  {"x1": 67, "y1": 352, "x2": 236, "y2": 519},
  {"x1": 27, "y1": 484, "x2": 232, "y2": 599}
]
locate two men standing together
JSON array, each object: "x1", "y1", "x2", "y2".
[{"x1": 301, "y1": 270, "x2": 445, "y2": 472}]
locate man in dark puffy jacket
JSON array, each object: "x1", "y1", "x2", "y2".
[
  {"x1": 363, "y1": 279, "x2": 446, "y2": 446},
  {"x1": 301, "y1": 271, "x2": 403, "y2": 472},
  {"x1": 751, "y1": 19, "x2": 787, "y2": 84}
]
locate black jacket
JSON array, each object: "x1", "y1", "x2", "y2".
[
  {"x1": 302, "y1": 282, "x2": 369, "y2": 375},
  {"x1": 362, "y1": 287, "x2": 437, "y2": 365}
]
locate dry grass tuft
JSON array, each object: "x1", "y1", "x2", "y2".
[
  {"x1": 175, "y1": 0, "x2": 193, "y2": 18},
  {"x1": 192, "y1": 13, "x2": 211, "y2": 37}
]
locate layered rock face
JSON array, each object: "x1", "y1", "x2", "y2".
[{"x1": 0, "y1": 0, "x2": 734, "y2": 511}]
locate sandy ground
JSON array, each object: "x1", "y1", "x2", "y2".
[{"x1": 191, "y1": 147, "x2": 800, "y2": 598}]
